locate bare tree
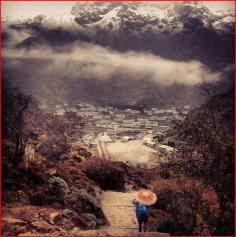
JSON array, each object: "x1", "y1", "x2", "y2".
[
  {"x1": 9, "y1": 95, "x2": 32, "y2": 167},
  {"x1": 2, "y1": 81, "x2": 33, "y2": 167},
  {"x1": 166, "y1": 85, "x2": 234, "y2": 235}
]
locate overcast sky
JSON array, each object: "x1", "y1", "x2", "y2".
[{"x1": 2, "y1": 1, "x2": 235, "y2": 20}]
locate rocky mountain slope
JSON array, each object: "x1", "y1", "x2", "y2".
[{"x1": 3, "y1": 2, "x2": 234, "y2": 65}]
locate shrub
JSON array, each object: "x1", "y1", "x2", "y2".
[
  {"x1": 66, "y1": 189, "x2": 99, "y2": 213},
  {"x1": 65, "y1": 188, "x2": 106, "y2": 226},
  {"x1": 37, "y1": 135, "x2": 69, "y2": 161},
  {"x1": 154, "y1": 181, "x2": 207, "y2": 235},
  {"x1": 154, "y1": 187, "x2": 173, "y2": 210},
  {"x1": 48, "y1": 176, "x2": 70, "y2": 203},
  {"x1": 30, "y1": 187, "x2": 49, "y2": 205},
  {"x1": 156, "y1": 218, "x2": 178, "y2": 235},
  {"x1": 83, "y1": 157, "x2": 125, "y2": 191},
  {"x1": 159, "y1": 169, "x2": 171, "y2": 179}
]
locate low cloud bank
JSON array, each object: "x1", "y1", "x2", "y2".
[{"x1": 3, "y1": 42, "x2": 221, "y2": 86}]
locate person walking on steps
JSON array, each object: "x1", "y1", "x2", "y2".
[
  {"x1": 135, "y1": 202, "x2": 150, "y2": 232},
  {"x1": 134, "y1": 189, "x2": 157, "y2": 232}
]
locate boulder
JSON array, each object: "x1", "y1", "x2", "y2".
[
  {"x1": 48, "y1": 211, "x2": 60, "y2": 225},
  {"x1": 2, "y1": 217, "x2": 28, "y2": 236},
  {"x1": 17, "y1": 190, "x2": 30, "y2": 204},
  {"x1": 2, "y1": 217, "x2": 26, "y2": 226},
  {"x1": 48, "y1": 167, "x2": 57, "y2": 175},
  {"x1": 49, "y1": 209, "x2": 81, "y2": 230},
  {"x1": 77, "y1": 213, "x2": 98, "y2": 229},
  {"x1": 31, "y1": 220, "x2": 56, "y2": 233}
]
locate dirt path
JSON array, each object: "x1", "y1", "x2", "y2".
[{"x1": 95, "y1": 133, "x2": 110, "y2": 159}]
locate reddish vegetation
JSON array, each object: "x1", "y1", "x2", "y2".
[
  {"x1": 82, "y1": 157, "x2": 126, "y2": 191},
  {"x1": 2, "y1": 133, "x2": 107, "y2": 235},
  {"x1": 149, "y1": 209, "x2": 170, "y2": 231},
  {"x1": 2, "y1": 83, "x2": 234, "y2": 236}
]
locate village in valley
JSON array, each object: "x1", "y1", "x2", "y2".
[{"x1": 39, "y1": 101, "x2": 191, "y2": 167}]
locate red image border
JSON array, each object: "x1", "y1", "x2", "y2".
[{"x1": 0, "y1": 0, "x2": 235, "y2": 236}]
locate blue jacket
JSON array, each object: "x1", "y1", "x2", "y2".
[{"x1": 135, "y1": 202, "x2": 150, "y2": 218}]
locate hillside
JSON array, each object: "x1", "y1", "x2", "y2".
[{"x1": 2, "y1": 79, "x2": 234, "y2": 235}]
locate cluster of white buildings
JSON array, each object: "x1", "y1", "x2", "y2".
[{"x1": 40, "y1": 101, "x2": 191, "y2": 149}]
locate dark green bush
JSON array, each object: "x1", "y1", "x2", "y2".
[{"x1": 48, "y1": 176, "x2": 70, "y2": 203}]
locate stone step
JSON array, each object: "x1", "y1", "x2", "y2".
[
  {"x1": 19, "y1": 230, "x2": 169, "y2": 236},
  {"x1": 103, "y1": 204, "x2": 134, "y2": 206},
  {"x1": 70, "y1": 229, "x2": 170, "y2": 236},
  {"x1": 101, "y1": 199, "x2": 134, "y2": 202}
]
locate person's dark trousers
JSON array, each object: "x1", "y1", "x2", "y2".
[
  {"x1": 138, "y1": 221, "x2": 142, "y2": 232},
  {"x1": 138, "y1": 221, "x2": 148, "y2": 232},
  {"x1": 137, "y1": 214, "x2": 149, "y2": 232},
  {"x1": 143, "y1": 221, "x2": 147, "y2": 232}
]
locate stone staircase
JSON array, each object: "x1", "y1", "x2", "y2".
[
  {"x1": 101, "y1": 191, "x2": 138, "y2": 229},
  {"x1": 93, "y1": 191, "x2": 169, "y2": 236},
  {"x1": 20, "y1": 191, "x2": 169, "y2": 236}
]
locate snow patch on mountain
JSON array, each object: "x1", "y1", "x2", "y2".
[
  {"x1": 94, "y1": 6, "x2": 122, "y2": 31},
  {"x1": 129, "y1": 6, "x2": 168, "y2": 19}
]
